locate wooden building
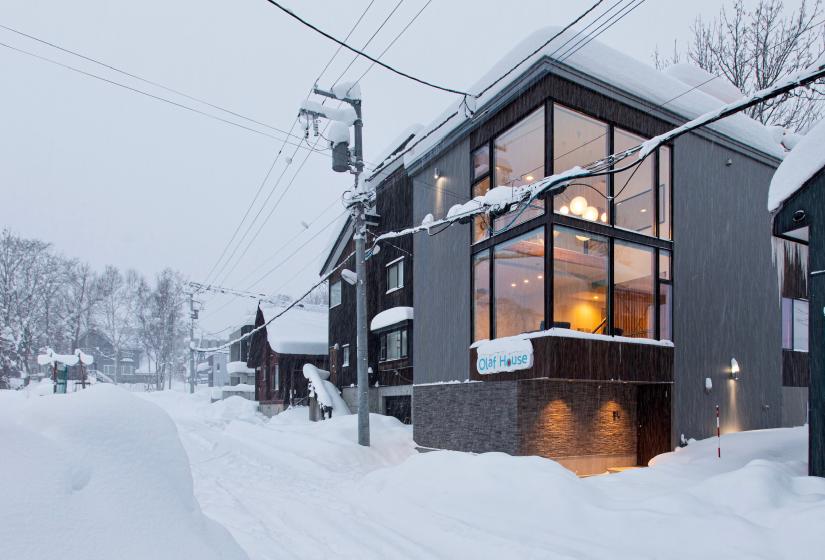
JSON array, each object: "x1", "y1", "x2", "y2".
[{"x1": 246, "y1": 303, "x2": 329, "y2": 417}]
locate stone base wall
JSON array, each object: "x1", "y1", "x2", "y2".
[{"x1": 414, "y1": 379, "x2": 657, "y2": 475}]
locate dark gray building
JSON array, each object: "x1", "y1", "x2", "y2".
[{"x1": 400, "y1": 30, "x2": 794, "y2": 475}]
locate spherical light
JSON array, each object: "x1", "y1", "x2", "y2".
[
  {"x1": 600, "y1": 212, "x2": 608, "y2": 223},
  {"x1": 583, "y1": 206, "x2": 599, "y2": 222},
  {"x1": 559, "y1": 205, "x2": 570, "y2": 215},
  {"x1": 569, "y1": 196, "x2": 588, "y2": 216}
]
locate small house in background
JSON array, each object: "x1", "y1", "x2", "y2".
[
  {"x1": 768, "y1": 118, "x2": 825, "y2": 477},
  {"x1": 247, "y1": 303, "x2": 329, "y2": 417},
  {"x1": 208, "y1": 351, "x2": 229, "y2": 387}
]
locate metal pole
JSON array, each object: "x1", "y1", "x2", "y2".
[
  {"x1": 352, "y1": 99, "x2": 370, "y2": 447},
  {"x1": 189, "y1": 292, "x2": 195, "y2": 394}
]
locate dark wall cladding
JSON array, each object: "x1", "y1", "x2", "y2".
[
  {"x1": 413, "y1": 381, "x2": 519, "y2": 454},
  {"x1": 672, "y1": 134, "x2": 783, "y2": 442},
  {"x1": 412, "y1": 138, "x2": 472, "y2": 384}
]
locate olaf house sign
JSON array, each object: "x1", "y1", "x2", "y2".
[{"x1": 475, "y1": 338, "x2": 534, "y2": 374}]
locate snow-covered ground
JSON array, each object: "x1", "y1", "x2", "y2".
[{"x1": 3, "y1": 385, "x2": 824, "y2": 560}]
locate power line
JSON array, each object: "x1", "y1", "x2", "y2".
[
  {"x1": 199, "y1": 1, "x2": 377, "y2": 290},
  {"x1": 262, "y1": 0, "x2": 471, "y2": 96},
  {"x1": 0, "y1": 39, "x2": 326, "y2": 152},
  {"x1": 475, "y1": 0, "x2": 606, "y2": 98},
  {"x1": 555, "y1": 0, "x2": 648, "y2": 62},
  {"x1": 0, "y1": 22, "x2": 316, "y2": 143}
]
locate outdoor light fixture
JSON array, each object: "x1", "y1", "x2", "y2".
[
  {"x1": 433, "y1": 167, "x2": 440, "y2": 180},
  {"x1": 730, "y1": 358, "x2": 740, "y2": 381},
  {"x1": 705, "y1": 377, "x2": 713, "y2": 394}
]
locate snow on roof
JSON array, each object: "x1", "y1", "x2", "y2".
[
  {"x1": 768, "y1": 119, "x2": 825, "y2": 211},
  {"x1": 226, "y1": 361, "x2": 255, "y2": 374},
  {"x1": 196, "y1": 362, "x2": 211, "y2": 372},
  {"x1": 664, "y1": 63, "x2": 744, "y2": 104},
  {"x1": 260, "y1": 304, "x2": 328, "y2": 355},
  {"x1": 370, "y1": 306, "x2": 414, "y2": 332},
  {"x1": 403, "y1": 27, "x2": 784, "y2": 171},
  {"x1": 367, "y1": 124, "x2": 423, "y2": 181}
]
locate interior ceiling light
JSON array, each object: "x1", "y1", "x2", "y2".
[
  {"x1": 583, "y1": 206, "x2": 599, "y2": 221},
  {"x1": 559, "y1": 205, "x2": 570, "y2": 215},
  {"x1": 570, "y1": 196, "x2": 588, "y2": 216}
]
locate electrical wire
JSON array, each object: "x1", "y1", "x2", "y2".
[
  {"x1": 261, "y1": 0, "x2": 471, "y2": 96},
  {"x1": 555, "y1": 0, "x2": 648, "y2": 62}
]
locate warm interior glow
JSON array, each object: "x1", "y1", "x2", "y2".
[
  {"x1": 583, "y1": 206, "x2": 599, "y2": 221},
  {"x1": 570, "y1": 196, "x2": 588, "y2": 215},
  {"x1": 559, "y1": 205, "x2": 570, "y2": 215}
]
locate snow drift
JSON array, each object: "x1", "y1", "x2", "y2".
[{"x1": 0, "y1": 385, "x2": 248, "y2": 560}]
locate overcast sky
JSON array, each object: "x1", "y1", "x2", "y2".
[{"x1": 0, "y1": 0, "x2": 805, "y2": 336}]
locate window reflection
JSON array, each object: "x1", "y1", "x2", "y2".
[
  {"x1": 614, "y1": 241, "x2": 655, "y2": 338},
  {"x1": 553, "y1": 227, "x2": 608, "y2": 333},
  {"x1": 553, "y1": 105, "x2": 608, "y2": 224},
  {"x1": 472, "y1": 177, "x2": 491, "y2": 243},
  {"x1": 659, "y1": 250, "x2": 672, "y2": 341},
  {"x1": 614, "y1": 129, "x2": 655, "y2": 235},
  {"x1": 494, "y1": 229, "x2": 545, "y2": 338},
  {"x1": 473, "y1": 145, "x2": 489, "y2": 179},
  {"x1": 494, "y1": 107, "x2": 545, "y2": 229},
  {"x1": 473, "y1": 251, "x2": 491, "y2": 341},
  {"x1": 659, "y1": 146, "x2": 671, "y2": 240}
]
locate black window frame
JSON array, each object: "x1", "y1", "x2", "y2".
[
  {"x1": 469, "y1": 99, "x2": 674, "y2": 343},
  {"x1": 386, "y1": 257, "x2": 405, "y2": 293},
  {"x1": 330, "y1": 279, "x2": 342, "y2": 308},
  {"x1": 379, "y1": 327, "x2": 408, "y2": 362}
]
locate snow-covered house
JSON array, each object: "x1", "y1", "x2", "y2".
[
  {"x1": 246, "y1": 303, "x2": 329, "y2": 417},
  {"x1": 768, "y1": 119, "x2": 825, "y2": 476},
  {"x1": 395, "y1": 27, "x2": 796, "y2": 475},
  {"x1": 320, "y1": 128, "x2": 419, "y2": 425}
]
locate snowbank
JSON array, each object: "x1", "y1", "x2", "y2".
[
  {"x1": 370, "y1": 306, "x2": 414, "y2": 331},
  {"x1": 227, "y1": 361, "x2": 255, "y2": 374},
  {"x1": 0, "y1": 385, "x2": 247, "y2": 560},
  {"x1": 768, "y1": 118, "x2": 825, "y2": 211},
  {"x1": 303, "y1": 363, "x2": 351, "y2": 415}
]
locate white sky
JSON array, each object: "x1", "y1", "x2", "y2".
[{"x1": 0, "y1": 0, "x2": 805, "y2": 336}]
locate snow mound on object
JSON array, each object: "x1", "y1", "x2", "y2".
[
  {"x1": 0, "y1": 385, "x2": 247, "y2": 560},
  {"x1": 370, "y1": 306, "x2": 413, "y2": 331},
  {"x1": 768, "y1": 118, "x2": 825, "y2": 211},
  {"x1": 303, "y1": 363, "x2": 351, "y2": 415},
  {"x1": 207, "y1": 395, "x2": 262, "y2": 424}
]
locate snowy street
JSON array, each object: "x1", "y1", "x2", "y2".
[{"x1": 143, "y1": 388, "x2": 824, "y2": 560}]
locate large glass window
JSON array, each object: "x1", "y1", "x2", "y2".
[
  {"x1": 659, "y1": 250, "x2": 672, "y2": 341},
  {"x1": 553, "y1": 226, "x2": 608, "y2": 333},
  {"x1": 473, "y1": 145, "x2": 490, "y2": 179},
  {"x1": 614, "y1": 129, "x2": 655, "y2": 235},
  {"x1": 493, "y1": 229, "x2": 545, "y2": 338},
  {"x1": 553, "y1": 105, "x2": 608, "y2": 223},
  {"x1": 614, "y1": 241, "x2": 655, "y2": 338},
  {"x1": 493, "y1": 107, "x2": 545, "y2": 229},
  {"x1": 659, "y1": 146, "x2": 671, "y2": 240},
  {"x1": 473, "y1": 251, "x2": 491, "y2": 341},
  {"x1": 782, "y1": 298, "x2": 809, "y2": 351}
]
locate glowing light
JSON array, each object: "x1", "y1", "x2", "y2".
[
  {"x1": 537, "y1": 275, "x2": 543, "y2": 280},
  {"x1": 523, "y1": 279, "x2": 529, "y2": 284},
  {"x1": 583, "y1": 206, "x2": 599, "y2": 221},
  {"x1": 510, "y1": 283, "x2": 517, "y2": 288},
  {"x1": 593, "y1": 295, "x2": 599, "y2": 300},
  {"x1": 559, "y1": 205, "x2": 570, "y2": 215},
  {"x1": 569, "y1": 196, "x2": 588, "y2": 216},
  {"x1": 640, "y1": 208, "x2": 647, "y2": 213},
  {"x1": 600, "y1": 212, "x2": 608, "y2": 223},
  {"x1": 575, "y1": 235, "x2": 590, "y2": 242},
  {"x1": 524, "y1": 175, "x2": 534, "y2": 182},
  {"x1": 730, "y1": 358, "x2": 740, "y2": 380}
]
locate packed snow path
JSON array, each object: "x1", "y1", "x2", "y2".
[{"x1": 140, "y1": 389, "x2": 825, "y2": 560}]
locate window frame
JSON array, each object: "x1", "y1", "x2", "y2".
[
  {"x1": 782, "y1": 297, "x2": 809, "y2": 352},
  {"x1": 469, "y1": 99, "x2": 674, "y2": 344},
  {"x1": 379, "y1": 327, "x2": 408, "y2": 362},
  {"x1": 329, "y1": 279, "x2": 342, "y2": 308},
  {"x1": 385, "y1": 257, "x2": 405, "y2": 293},
  {"x1": 341, "y1": 344, "x2": 350, "y2": 367}
]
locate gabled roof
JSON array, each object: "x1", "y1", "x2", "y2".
[
  {"x1": 401, "y1": 26, "x2": 784, "y2": 173},
  {"x1": 258, "y1": 303, "x2": 328, "y2": 356}
]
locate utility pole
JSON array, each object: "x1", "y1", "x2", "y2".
[
  {"x1": 301, "y1": 86, "x2": 370, "y2": 446},
  {"x1": 188, "y1": 291, "x2": 196, "y2": 394}
]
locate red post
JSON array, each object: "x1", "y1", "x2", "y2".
[{"x1": 716, "y1": 405, "x2": 721, "y2": 458}]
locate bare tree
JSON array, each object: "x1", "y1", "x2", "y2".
[
  {"x1": 95, "y1": 266, "x2": 139, "y2": 384},
  {"x1": 655, "y1": 0, "x2": 825, "y2": 131}
]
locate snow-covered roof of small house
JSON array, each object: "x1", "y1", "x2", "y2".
[
  {"x1": 196, "y1": 362, "x2": 211, "y2": 373},
  {"x1": 400, "y1": 26, "x2": 784, "y2": 173},
  {"x1": 370, "y1": 306, "x2": 414, "y2": 332},
  {"x1": 259, "y1": 303, "x2": 328, "y2": 356},
  {"x1": 226, "y1": 361, "x2": 255, "y2": 374},
  {"x1": 768, "y1": 119, "x2": 825, "y2": 212}
]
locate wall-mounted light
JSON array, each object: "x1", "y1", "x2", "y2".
[
  {"x1": 730, "y1": 358, "x2": 740, "y2": 381},
  {"x1": 434, "y1": 167, "x2": 440, "y2": 180},
  {"x1": 705, "y1": 377, "x2": 713, "y2": 393}
]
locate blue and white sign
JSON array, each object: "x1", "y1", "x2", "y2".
[{"x1": 475, "y1": 338, "x2": 533, "y2": 374}]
